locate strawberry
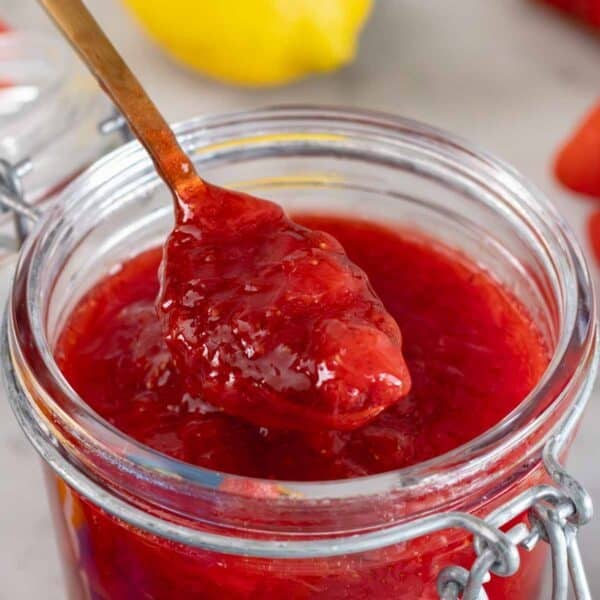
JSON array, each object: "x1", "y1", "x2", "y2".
[
  {"x1": 555, "y1": 102, "x2": 600, "y2": 199},
  {"x1": 539, "y1": 0, "x2": 600, "y2": 27}
]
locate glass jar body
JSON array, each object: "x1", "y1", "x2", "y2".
[
  {"x1": 45, "y1": 468, "x2": 549, "y2": 599},
  {"x1": 3, "y1": 108, "x2": 596, "y2": 600}
]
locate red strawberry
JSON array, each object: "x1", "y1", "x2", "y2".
[
  {"x1": 555, "y1": 102, "x2": 600, "y2": 199},
  {"x1": 539, "y1": 0, "x2": 600, "y2": 27}
]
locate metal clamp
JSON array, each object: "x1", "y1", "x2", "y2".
[
  {"x1": 436, "y1": 402, "x2": 593, "y2": 600},
  {"x1": 98, "y1": 107, "x2": 133, "y2": 142},
  {"x1": 0, "y1": 108, "x2": 131, "y2": 252},
  {"x1": 0, "y1": 158, "x2": 40, "y2": 248}
]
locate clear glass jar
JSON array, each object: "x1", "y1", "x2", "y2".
[
  {"x1": 0, "y1": 30, "x2": 123, "y2": 258},
  {"x1": 2, "y1": 107, "x2": 597, "y2": 599}
]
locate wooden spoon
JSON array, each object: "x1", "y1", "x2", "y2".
[{"x1": 38, "y1": 0, "x2": 205, "y2": 214}]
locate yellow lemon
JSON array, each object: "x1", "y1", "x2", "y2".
[{"x1": 122, "y1": 0, "x2": 373, "y2": 86}]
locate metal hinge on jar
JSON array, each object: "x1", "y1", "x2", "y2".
[
  {"x1": 0, "y1": 108, "x2": 131, "y2": 252},
  {"x1": 436, "y1": 396, "x2": 593, "y2": 600},
  {"x1": 0, "y1": 158, "x2": 39, "y2": 248}
]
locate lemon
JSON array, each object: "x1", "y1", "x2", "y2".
[{"x1": 122, "y1": 0, "x2": 373, "y2": 86}]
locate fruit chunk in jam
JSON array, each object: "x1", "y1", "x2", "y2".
[
  {"x1": 158, "y1": 184, "x2": 411, "y2": 432},
  {"x1": 56, "y1": 215, "x2": 548, "y2": 481}
]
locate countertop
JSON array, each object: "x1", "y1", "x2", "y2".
[{"x1": 1, "y1": 0, "x2": 599, "y2": 598}]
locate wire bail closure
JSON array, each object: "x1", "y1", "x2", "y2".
[
  {"x1": 0, "y1": 158, "x2": 40, "y2": 247},
  {"x1": 0, "y1": 108, "x2": 131, "y2": 250},
  {"x1": 436, "y1": 381, "x2": 594, "y2": 600}
]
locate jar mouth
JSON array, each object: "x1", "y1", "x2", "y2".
[{"x1": 3, "y1": 106, "x2": 598, "y2": 542}]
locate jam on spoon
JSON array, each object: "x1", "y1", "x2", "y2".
[
  {"x1": 159, "y1": 184, "x2": 410, "y2": 431},
  {"x1": 41, "y1": 0, "x2": 411, "y2": 432}
]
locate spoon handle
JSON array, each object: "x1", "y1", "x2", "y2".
[{"x1": 38, "y1": 0, "x2": 204, "y2": 197}]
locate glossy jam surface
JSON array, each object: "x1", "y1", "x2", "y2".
[
  {"x1": 56, "y1": 215, "x2": 548, "y2": 481},
  {"x1": 159, "y1": 184, "x2": 410, "y2": 432},
  {"x1": 52, "y1": 215, "x2": 550, "y2": 599}
]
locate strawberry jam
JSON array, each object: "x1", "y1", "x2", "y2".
[
  {"x1": 51, "y1": 214, "x2": 550, "y2": 599},
  {"x1": 158, "y1": 184, "x2": 410, "y2": 433},
  {"x1": 56, "y1": 215, "x2": 548, "y2": 480}
]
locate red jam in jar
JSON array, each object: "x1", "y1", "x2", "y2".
[
  {"x1": 53, "y1": 215, "x2": 549, "y2": 598},
  {"x1": 57, "y1": 215, "x2": 548, "y2": 479}
]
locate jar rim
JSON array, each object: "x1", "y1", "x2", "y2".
[{"x1": 3, "y1": 106, "x2": 598, "y2": 551}]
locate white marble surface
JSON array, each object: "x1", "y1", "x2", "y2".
[{"x1": 1, "y1": 0, "x2": 599, "y2": 598}]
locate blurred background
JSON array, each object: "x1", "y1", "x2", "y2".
[{"x1": 0, "y1": 0, "x2": 599, "y2": 597}]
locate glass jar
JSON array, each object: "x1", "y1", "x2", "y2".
[
  {"x1": 2, "y1": 107, "x2": 597, "y2": 599},
  {"x1": 0, "y1": 30, "x2": 124, "y2": 258}
]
